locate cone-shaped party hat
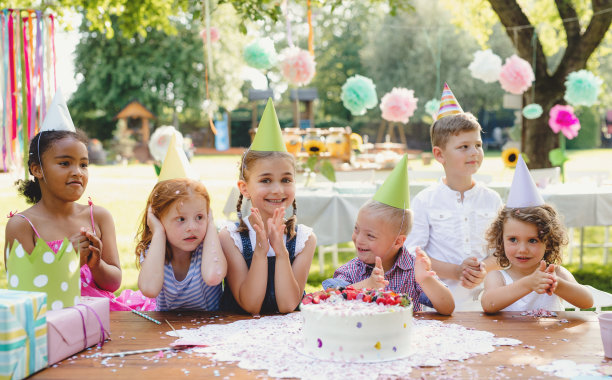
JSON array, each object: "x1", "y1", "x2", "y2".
[
  {"x1": 250, "y1": 98, "x2": 287, "y2": 152},
  {"x1": 436, "y1": 83, "x2": 464, "y2": 121},
  {"x1": 506, "y1": 154, "x2": 545, "y2": 208},
  {"x1": 40, "y1": 88, "x2": 76, "y2": 132},
  {"x1": 373, "y1": 154, "x2": 410, "y2": 209},
  {"x1": 158, "y1": 134, "x2": 194, "y2": 181}
]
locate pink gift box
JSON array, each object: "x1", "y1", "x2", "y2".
[{"x1": 46, "y1": 297, "x2": 110, "y2": 365}]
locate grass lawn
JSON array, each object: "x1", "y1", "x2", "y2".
[{"x1": 1, "y1": 149, "x2": 612, "y2": 301}]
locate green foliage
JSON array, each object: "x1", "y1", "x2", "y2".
[
  {"x1": 567, "y1": 106, "x2": 601, "y2": 149},
  {"x1": 548, "y1": 148, "x2": 569, "y2": 166},
  {"x1": 569, "y1": 264, "x2": 612, "y2": 294}
]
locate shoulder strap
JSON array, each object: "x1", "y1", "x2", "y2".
[
  {"x1": 11, "y1": 213, "x2": 42, "y2": 239},
  {"x1": 88, "y1": 197, "x2": 96, "y2": 236},
  {"x1": 285, "y1": 225, "x2": 297, "y2": 260}
]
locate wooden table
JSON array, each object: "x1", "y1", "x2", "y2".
[{"x1": 32, "y1": 311, "x2": 609, "y2": 379}]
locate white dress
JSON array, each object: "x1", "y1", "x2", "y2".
[{"x1": 499, "y1": 270, "x2": 564, "y2": 311}]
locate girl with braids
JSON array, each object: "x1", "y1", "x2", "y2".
[
  {"x1": 480, "y1": 155, "x2": 592, "y2": 313},
  {"x1": 219, "y1": 99, "x2": 316, "y2": 314}
]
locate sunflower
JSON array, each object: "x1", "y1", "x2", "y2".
[
  {"x1": 502, "y1": 147, "x2": 520, "y2": 168},
  {"x1": 349, "y1": 133, "x2": 363, "y2": 152},
  {"x1": 304, "y1": 139, "x2": 326, "y2": 155}
]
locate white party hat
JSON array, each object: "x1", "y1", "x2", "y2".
[
  {"x1": 40, "y1": 88, "x2": 76, "y2": 132},
  {"x1": 506, "y1": 154, "x2": 545, "y2": 208}
]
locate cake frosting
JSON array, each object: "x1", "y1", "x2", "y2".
[{"x1": 300, "y1": 287, "x2": 413, "y2": 362}]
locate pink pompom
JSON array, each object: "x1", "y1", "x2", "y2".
[
  {"x1": 280, "y1": 47, "x2": 316, "y2": 86},
  {"x1": 200, "y1": 27, "x2": 220, "y2": 44},
  {"x1": 380, "y1": 88, "x2": 418, "y2": 123},
  {"x1": 548, "y1": 104, "x2": 580, "y2": 140},
  {"x1": 499, "y1": 54, "x2": 534, "y2": 95}
]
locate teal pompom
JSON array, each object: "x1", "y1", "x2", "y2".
[
  {"x1": 243, "y1": 39, "x2": 277, "y2": 70},
  {"x1": 564, "y1": 70, "x2": 602, "y2": 107},
  {"x1": 341, "y1": 75, "x2": 378, "y2": 116},
  {"x1": 424, "y1": 98, "x2": 440, "y2": 117},
  {"x1": 522, "y1": 103, "x2": 543, "y2": 119}
]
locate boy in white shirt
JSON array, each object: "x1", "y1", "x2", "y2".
[{"x1": 403, "y1": 83, "x2": 502, "y2": 311}]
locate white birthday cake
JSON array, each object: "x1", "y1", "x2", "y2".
[{"x1": 300, "y1": 287, "x2": 413, "y2": 362}]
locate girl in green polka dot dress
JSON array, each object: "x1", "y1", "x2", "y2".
[{"x1": 5, "y1": 129, "x2": 124, "y2": 308}]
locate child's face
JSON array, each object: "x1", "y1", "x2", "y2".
[
  {"x1": 35, "y1": 137, "x2": 89, "y2": 202},
  {"x1": 352, "y1": 209, "x2": 402, "y2": 268},
  {"x1": 435, "y1": 129, "x2": 483, "y2": 178},
  {"x1": 238, "y1": 157, "x2": 295, "y2": 220},
  {"x1": 160, "y1": 194, "x2": 208, "y2": 256},
  {"x1": 502, "y1": 217, "x2": 546, "y2": 271}
]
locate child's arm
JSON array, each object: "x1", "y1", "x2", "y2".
[
  {"x1": 481, "y1": 261, "x2": 555, "y2": 313},
  {"x1": 553, "y1": 265, "x2": 594, "y2": 309},
  {"x1": 219, "y1": 208, "x2": 269, "y2": 314},
  {"x1": 414, "y1": 247, "x2": 454, "y2": 315},
  {"x1": 138, "y1": 207, "x2": 168, "y2": 298},
  {"x1": 350, "y1": 256, "x2": 389, "y2": 290},
  {"x1": 200, "y1": 210, "x2": 227, "y2": 286},
  {"x1": 82, "y1": 206, "x2": 122, "y2": 292},
  {"x1": 269, "y1": 208, "x2": 317, "y2": 313}
]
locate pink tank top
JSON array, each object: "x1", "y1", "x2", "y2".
[{"x1": 11, "y1": 198, "x2": 96, "y2": 253}]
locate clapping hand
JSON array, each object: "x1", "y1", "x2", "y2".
[
  {"x1": 529, "y1": 260, "x2": 556, "y2": 294},
  {"x1": 414, "y1": 247, "x2": 437, "y2": 284},
  {"x1": 267, "y1": 207, "x2": 288, "y2": 258},
  {"x1": 368, "y1": 256, "x2": 389, "y2": 289},
  {"x1": 250, "y1": 208, "x2": 270, "y2": 256}
]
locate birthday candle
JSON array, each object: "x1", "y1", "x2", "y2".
[{"x1": 131, "y1": 309, "x2": 161, "y2": 324}]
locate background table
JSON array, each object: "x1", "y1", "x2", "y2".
[{"x1": 31, "y1": 311, "x2": 608, "y2": 379}]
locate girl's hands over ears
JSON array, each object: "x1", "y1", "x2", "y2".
[{"x1": 147, "y1": 206, "x2": 165, "y2": 237}]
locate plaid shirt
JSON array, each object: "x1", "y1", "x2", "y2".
[{"x1": 323, "y1": 247, "x2": 431, "y2": 312}]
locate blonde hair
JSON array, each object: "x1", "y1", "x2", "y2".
[
  {"x1": 359, "y1": 199, "x2": 413, "y2": 236},
  {"x1": 135, "y1": 178, "x2": 210, "y2": 266},
  {"x1": 236, "y1": 150, "x2": 298, "y2": 240},
  {"x1": 430, "y1": 112, "x2": 482, "y2": 149},
  {"x1": 485, "y1": 205, "x2": 568, "y2": 268}
]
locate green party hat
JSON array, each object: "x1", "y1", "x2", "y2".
[
  {"x1": 158, "y1": 134, "x2": 195, "y2": 181},
  {"x1": 6, "y1": 238, "x2": 80, "y2": 311},
  {"x1": 373, "y1": 154, "x2": 410, "y2": 209},
  {"x1": 250, "y1": 98, "x2": 287, "y2": 152}
]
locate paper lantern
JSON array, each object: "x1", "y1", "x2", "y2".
[
  {"x1": 280, "y1": 47, "x2": 316, "y2": 86},
  {"x1": 341, "y1": 75, "x2": 378, "y2": 116},
  {"x1": 380, "y1": 88, "x2": 418, "y2": 123},
  {"x1": 522, "y1": 104, "x2": 543, "y2": 119},
  {"x1": 564, "y1": 70, "x2": 603, "y2": 107},
  {"x1": 199, "y1": 27, "x2": 220, "y2": 44},
  {"x1": 424, "y1": 98, "x2": 440, "y2": 117},
  {"x1": 548, "y1": 104, "x2": 580, "y2": 140},
  {"x1": 243, "y1": 38, "x2": 277, "y2": 70},
  {"x1": 468, "y1": 49, "x2": 502, "y2": 83},
  {"x1": 499, "y1": 55, "x2": 534, "y2": 95}
]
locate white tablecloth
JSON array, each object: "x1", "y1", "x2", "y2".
[{"x1": 222, "y1": 182, "x2": 612, "y2": 246}]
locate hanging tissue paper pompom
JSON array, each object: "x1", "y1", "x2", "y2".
[
  {"x1": 499, "y1": 55, "x2": 534, "y2": 95},
  {"x1": 549, "y1": 104, "x2": 580, "y2": 140},
  {"x1": 243, "y1": 38, "x2": 277, "y2": 70},
  {"x1": 468, "y1": 49, "x2": 502, "y2": 83},
  {"x1": 424, "y1": 98, "x2": 440, "y2": 117},
  {"x1": 522, "y1": 103, "x2": 543, "y2": 119},
  {"x1": 200, "y1": 27, "x2": 220, "y2": 44},
  {"x1": 280, "y1": 47, "x2": 316, "y2": 86},
  {"x1": 380, "y1": 88, "x2": 418, "y2": 123},
  {"x1": 341, "y1": 75, "x2": 378, "y2": 116},
  {"x1": 564, "y1": 70, "x2": 603, "y2": 107},
  {"x1": 149, "y1": 126, "x2": 185, "y2": 162}
]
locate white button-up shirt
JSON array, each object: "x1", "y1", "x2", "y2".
[{"x1": 404, "y1": 179, "x2": 502, "y2": 310}]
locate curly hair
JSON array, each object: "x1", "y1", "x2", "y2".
[
  {"x1": 135, "y1": 178, "x2": 210, "y2": 267},
  {"x1": 236, "y1": 150, "x2": 298, "y2": 240},
  {"x1": 485, "y1": 205, "x2": 568, "y2": 268},
  {"x1": 16, "y1": 130, "x2": 88, "y2": 204}
]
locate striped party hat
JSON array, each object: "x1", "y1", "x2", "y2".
[{"x1": 436, "y1": 83, "x2": 463, "y2": 120}]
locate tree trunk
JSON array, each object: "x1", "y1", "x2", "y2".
[{"x1": 488, "y1": 0, "x2": 612, "y2": 168}]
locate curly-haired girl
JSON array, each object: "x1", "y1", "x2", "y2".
[{"x1": 481, "y1": 205, "x2": 593, "y2": 313}]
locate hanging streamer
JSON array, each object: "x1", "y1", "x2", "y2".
[
  {"x1": 202, "y1": 0, "x2": 216, "y2": 135},
  {"x1": 307, "y1": 0, "x2": 313, "y2": 56}
]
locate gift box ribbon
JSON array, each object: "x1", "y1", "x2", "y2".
[{"x1": 68, "y1": 303, "x2": 107, "y2": 349}]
